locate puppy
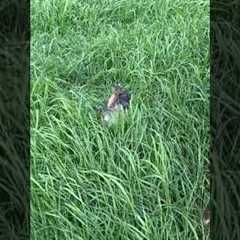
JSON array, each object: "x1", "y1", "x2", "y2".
[
  {"x1": 97, "y1": 84, "x2": 131, "y2": 126},
  {"x1": 107, "y1": 84, "x2": 131, "y2": 110}
]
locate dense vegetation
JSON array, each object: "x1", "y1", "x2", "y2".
[{"x1": 31, "y1": 0, "x2": 209, "y2": 239}]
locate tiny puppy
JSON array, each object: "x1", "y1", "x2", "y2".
[{"x1": 96, "y1": 84, "x2": 131, "y2": 126}]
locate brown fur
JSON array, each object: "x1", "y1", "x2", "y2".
[
  {"x1": 107, "y1": 84, "x2": 130, "y2": 110},
  {"x1": 107, "y1": 92, "x2": 119, "y2": 109}
]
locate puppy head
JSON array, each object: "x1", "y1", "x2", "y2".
[{"x1": 112, "y1": 83, "x2": 124, "y2": 95}]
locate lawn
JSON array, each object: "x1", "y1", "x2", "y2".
[{"x1": 31, "y1": 0, "x2": 209, "y2": 239}]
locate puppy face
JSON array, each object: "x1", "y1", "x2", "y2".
[{"x1": 108, "y1": 84, "x2": 131, "y2": 109}]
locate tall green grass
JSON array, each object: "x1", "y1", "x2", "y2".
[{"x1": 31, "y1": 0, "x2": 209, "y2": 239}]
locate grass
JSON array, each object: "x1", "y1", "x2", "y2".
[{"x1": 31, "y1": 0, "x2": 209, "y2": 239}]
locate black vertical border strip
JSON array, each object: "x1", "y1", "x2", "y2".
[
  {"x1": 211, "y1": 0, "x2": 240, "y2": 239},
  {"x1": 0, "y1": 0, "x2": 30, "y2": 240}
]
